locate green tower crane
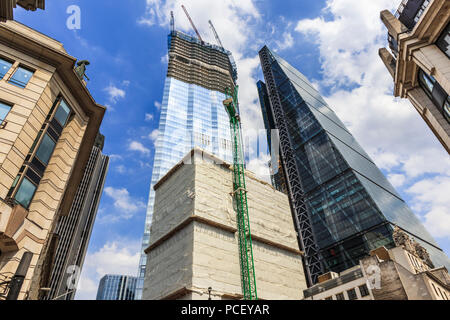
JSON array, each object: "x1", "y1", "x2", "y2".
[{"x1": 223, "y1": 86, "x2": 258, "y2": 300}]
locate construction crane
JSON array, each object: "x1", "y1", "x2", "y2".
[
  {"x1": 170, "y1": 11, "x2": 175, "y2": 33},
  {"x1": 223, "y1": 86, "x2": 258, "y2": 300},
  {"x1": 181, "y1": 5, "x2": 203, "y2": 43},
  {"x1": 208, "y1": 20, "x2": 224, "y2": 49}
]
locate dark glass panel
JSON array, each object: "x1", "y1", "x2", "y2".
[
  {"x1": 35, "y1": 133, "x2": 56, "y2": 165},
  {"x1": 14, "y1": 177, "x2": 37, "y2": 208},
  {"x1": 54, "y1": 99, "x2": 71, "y2": 126}
]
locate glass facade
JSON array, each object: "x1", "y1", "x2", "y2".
[
  {"x1": 258, "y1": 47, "x2": 450, "y2": 279},
  {"x1": 136, "y1": 32, "x2": 236, "y2": 299},
  {"x1": 96, "y1": 275, "x2": 137, "y2": 300}
]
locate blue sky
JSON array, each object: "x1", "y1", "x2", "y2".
[{"x1": 14, "y1": 0, "x2": 450, "y2": 299}]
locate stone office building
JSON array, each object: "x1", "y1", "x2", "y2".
[
  {"x1": 304, "y1": 227, "x2": 450, "y2": 300},
  {"x1": 0, "y1": 21, "x2": 105, "y2": 300},
  {"x1": 379, "y1": 0, "x2": 450, "y2": 153}
]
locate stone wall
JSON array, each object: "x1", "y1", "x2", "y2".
[{"x1": 143, "y1": 149, "x2": 306, "y2": 300}]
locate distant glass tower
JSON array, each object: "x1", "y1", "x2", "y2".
[
  {"x1": 96, "y1": 275, "x2": 137, "y2": 300},
  {"x1": 136, "y1": 31, "x2": 237, "y2": 299},
  {"x1": 258, "y1": 46, "x2": 450, "y2": 285}
]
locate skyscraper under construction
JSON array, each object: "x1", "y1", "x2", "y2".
[{"x1": 136, "y1": 28, "x2": 237, "y2": 299}]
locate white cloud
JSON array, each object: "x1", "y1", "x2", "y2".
[
  {"x1": 109, "y1": 154, "x2": 123, "y2": 161},
  {"x1": 128, "y1": 141, "x2": 151, "y2": 156},
  {"x1": 154, "y1": 101, "x2": 162, "y2": 110},
  {"x1": 275, "y1": 32, "x2": 294, "y2": 51},
  {"x1": 104, "y1": 187, "x2": 146, "y2": 218},
  {"x1": 115, "y1": 165, "x2": 127, "y2": 174},
  {"x1": 387, "y1": 173, "x2": 406, "y2": 188},
  {"x1": 145, "y1": 113, "x2": 154, "y2": 121},
  {"x1": 149, "y1": 129, "x2": 160, "y2": 143},
  {"x1": 75, "y1": 240, "x2": 140, "y2": 300},
  {"x1": 295, "y1": 0, "x2": 450, "y2": 247},
  {"x1": 104, "y1": 84, "x2": 126, "y2": 104},
  {"x1": 406, "y1": 176, "x2": 450, "y2": 239}
]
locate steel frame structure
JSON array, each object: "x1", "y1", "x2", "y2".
[{"x1": 259, "y1": 46, "x2": 323, "y2": 285}]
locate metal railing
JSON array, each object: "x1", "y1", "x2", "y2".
[{"x1": 0, "y1": 273, "x2": 11, "y2": 298}]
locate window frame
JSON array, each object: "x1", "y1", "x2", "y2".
[
  {"x1": 8, "y1": 95, "x2": 73, "y2": 209},
  {"x1": 436, "y1": 22, "x2": 450, "y2": 59},
  {"x1": 34, "y1": 132, "x2": 57, "y2": 166},
  {"x1": 13, "y1": 175, "x2": 38, "y2": 209},
  {"x1": 335, "y1": 292, "x2": 345, "y2": 300},
  {"x1": 0, "y1": 56, "x2": 14, "y2": 80},
  {"x1": 418, "y1": 69, "x2": 450, "y2": 124},
  {"x1": 8, "y1": 64, "x2": 35, "y2": 88},
  {"x1": 346, "y1": 288, "x2": 358, "y2": 300},
  {"x1": 358, "y1": 284, "x2": 370, "y2": 297},
  {"x1": 0, "y1": 100, "x2": 12, "y2": 128}
]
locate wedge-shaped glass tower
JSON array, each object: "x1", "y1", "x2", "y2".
[{"x1": 258, "y1": 46, "x2": 449, "y2": 285}]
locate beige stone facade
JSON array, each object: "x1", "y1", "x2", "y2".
[
  {"x1": 143, "y1": 148, "x2": 307, "y2": 300},
  {"x1": 304, "y1": 229, "x2": 450, "y2": 300},
  {"x1": 0, "y1": 1, "x2": 45, "y2": 22},
  {"x1": 0, "y1": 21, "x2": 105, "y2": 300},
  {"x1": 379, "y1": 0, "x2": 450, "y2": 153}
]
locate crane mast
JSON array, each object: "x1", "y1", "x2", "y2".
[
  {"x1": 170, "y1": 11, "x2": 175, "y2": 33},
  {"x1": 181, "y1": 5, "x2": 203, "y2": 43},
  {"x1": 223, "y1": 86, "x2": 258, "y2": 300}
]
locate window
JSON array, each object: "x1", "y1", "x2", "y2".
[
  {"x1": 359, "y1": 284, "x2": 369, "y2": 297},
  {"x1": 324, "y1": 296, "x2": 333, "y2": 300},
  {"x1": 419, "y1": 69, "x2": 435, "y2": 93},
  {"x1": 0, "y1": 57, "x2": 12, "y2": 79},
  {"x1": 0, "y1": 101, "x2": 11, "y2": 125},
  {"x1": 335, "y1": 292, "x2": 345, "y2": 300},
  {"x1": 54, "y1": 99, "x2": 71, "y2": 126},
  {"x1": 418, "y1": 69, "x2": 450, "y2": 124},
  {"x1": 444, "y1": 97, "x2": 450, "y2": 123},
  {"x1": 14, "y1": 177, "x2": 37, "y2": 208},
  {"x1": 347, "y1": 288, "x2": 357, "y2": 300},
  {"x1": 35, "y1": 133, "x2": 56, "y2": 165},
  {"x1": 9, "y1": 66, "x2": 34, "y2": 88},
  {"x1": 436, "y1": 22, "x2": 450, "y2": 59},
  {"x1": 8, "y1": 96, "x2": 72, "y2": 209}
]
